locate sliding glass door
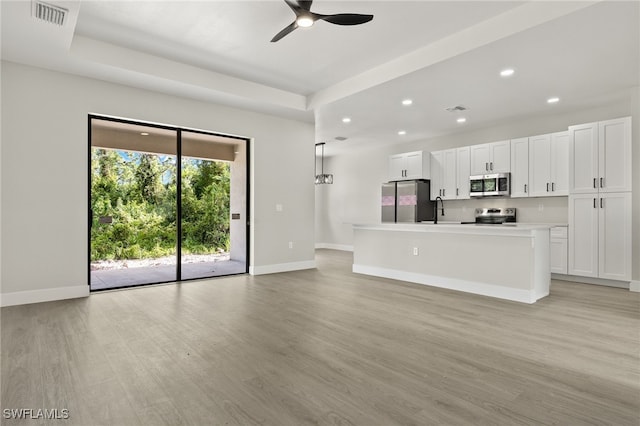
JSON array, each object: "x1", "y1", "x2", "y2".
[
  {"x1": 180, "y1": 130, "x2": 246, "y2": 279},
  {"x1": 89, "y1": 118, "x2": 248, "y2": 291}
]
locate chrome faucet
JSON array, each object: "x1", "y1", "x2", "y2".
[{"x1": 434, "y1": 196, "x2": 445, "y2": 224}]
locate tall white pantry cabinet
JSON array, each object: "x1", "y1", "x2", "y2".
[{"x1": 568, "y1": 117, "x2": 632, "y2": 282}]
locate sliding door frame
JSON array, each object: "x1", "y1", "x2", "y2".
[{"x1": 87, "y1": 114, "x2": 250, "y2": 291}]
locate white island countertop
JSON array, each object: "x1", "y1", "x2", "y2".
[
  {"x1": 352, "y1": 222, "x2": 551, "y2": 304},
  {"x1": 354, "y1": 222, "x2": 555, "y2": 236}
]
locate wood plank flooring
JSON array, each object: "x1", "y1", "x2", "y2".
[{"x1": 2, "y1": 249, "x2": 639, "y2": 425}]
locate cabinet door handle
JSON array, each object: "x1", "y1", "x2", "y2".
[
  {"x1": 456, "y1": 188, "x2": 459, "y2": 196},
  {"x1": 600, "y1": 177, "x2": 604, "y2": 188},
  {"x1": 593, "y1": 178, "x2": 597, "y2": 189},
  {"x1": 546, "y1": 183, "x2": 549, "y2": 192},
  {"x1": 443, "y1": 189, "x2": 446, "y2": 197},
  {"x1": 490, "y1": 162, "x2": 494, "y2": 171},
  {"x1": 485, "y1": 162, "x2": 489, "y2": 171},
  {"x1": 524, "y1": 184, "x2": 527, "y2": 193},
  {"x1": 552, "y1": 182, "x2": 555, "y2": 191},
  {"x1": 593, "y1": 198, "x2": 596, "y2": 208},
  {"x1": 600, "y1": 198, "x2": 603, "y2": 208}
]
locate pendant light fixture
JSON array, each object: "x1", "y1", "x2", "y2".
[{"x1": 315, "y1": 142, "x2": 333, "y2": 185}]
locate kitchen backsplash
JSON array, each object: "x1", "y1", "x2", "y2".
[{"x1": 439, "y1": 196, "x2": 568, "y2": 224}]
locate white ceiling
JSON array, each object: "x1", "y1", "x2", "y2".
[{"x1": 2, "y1": 1, "x2": 638, "y2": 155}]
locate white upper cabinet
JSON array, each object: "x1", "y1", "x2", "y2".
[
  {"x1": 510, "y1": 137, "x2": 529, "y2": 198},
  {"x1": 470, "y1": 143, "x2": 491, "y2": 174},
  {"x1": 430, "y1": 151, "x2": 444, "y2": 200},
  {"x1": 389, "y1": 154, "x2": 406, "y2": 181},
  {"x1": 470, "y1": 140, "x2": 510, "y2": 174},
  {"x1": 389, "y1": 151, "x2": 430, "y2": 181},
  {"x1": 528, "y1": 131, "x2": 569, "y2": 197},
  {"x1": 490, "y1": 141, "x2": 511, "y2": 173},
  {"x1": 455, "y1": 147, "x2": 471, "y2": 199},
  {"x1": 442, "y1": 149, "x2": 457, "y2": 200},
  {"x1": 528, "y1": 134, "x2": 552, "y2": 197},
  {"x1": 550, "y1": 132, "x2": 570, "y2": 196},
  {"x1": 599, "y1": 117, "x2": 632, "y2": 193},
  {"x1": 569, "y1": 117, "x2": 631, "y2": 194},
  {"x1": 431, "y1": 148, "x2": 470, "y2": 200},
  {"x1": 569, "y1": 122, "x2": 598, "y2": 193}
]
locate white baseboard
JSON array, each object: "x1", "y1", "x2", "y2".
[
  {"x1": 552, "y1": 274, "x2": 630, "y2": 289},
  {"x1": 1, "y1": 285, "x2": 90, "y2": 307},
  {"x1": 353, "y1": 264, "x2": 541, "y2": 304},
  {"x1": 249, "y1": 260, "x2": 316, "y2": 275},
  {"x1": 315, "y1": 243, "x2": 354, "y2": 252},
  {"x1": 630, "y1": 280, "x2": 640, "y2": 292}
]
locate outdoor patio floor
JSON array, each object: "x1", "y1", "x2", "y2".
[{"x1": 90, "y1": 259, "x2": 246, "y2": 290}]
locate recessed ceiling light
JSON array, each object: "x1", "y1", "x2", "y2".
[
  {"x1": 402, "y1": 99, "x2": 413, "y2": 106},
  {"x1": 342, "y1": 117, "x2": 351, "y2": 123},
  {"x1": 457, "y1": 117, "x2": 467, "y2": 123},
  {"x1": 500, "y1": 68, "x2": 515, "y2": 77},
  {"x1": 547, "y1": 97, "x2": 560, "y2": 104},
  {"x1": 140, "y1": 132, "x2": 149, "y2": 136},
  {"x1": 296, "y1": 16, "x2": 314, "y2": 28},
  {"x1": 398, "y1": 130, "x2": 407, "y2": 135}
]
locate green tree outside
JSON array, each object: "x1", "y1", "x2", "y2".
[{"x1": 91, "y1": 148, "x2": 230, "y2": 262}]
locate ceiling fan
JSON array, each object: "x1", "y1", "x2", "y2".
[{"x1": 271, "y1": 0, "x2": 374, "y2": 42}]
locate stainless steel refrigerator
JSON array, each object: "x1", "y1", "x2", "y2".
[{"x1": 381, "y1": 180, "x2": 436, "y2": 223}]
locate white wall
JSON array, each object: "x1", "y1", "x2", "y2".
[
  {"x1": 0, "y1": 61, "x2": 315, "y2": 305},
  {"x1": 230, "y1": 140, "x2": 247, "y2": 263},
  {"x1": 316, "y1": 92, "x2": 640, "y2": 281}
]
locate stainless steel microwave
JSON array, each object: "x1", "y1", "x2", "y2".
[{"x1": 469, "y1": 173, "x2": 510, "y2": 197}]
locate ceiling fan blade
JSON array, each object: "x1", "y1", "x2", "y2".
[
  {"x1": 284, "y1": 0, "x2": 304, "y2": 16},
  {"x1": 316, "y1": 13, "x2": 374, "y2": 26},
  {"x1": 297, "y1": 0, "x2": 313, "y2": 11},
  {"x1": 271, "y1": 21, "x2": 298, "y2": 42}
]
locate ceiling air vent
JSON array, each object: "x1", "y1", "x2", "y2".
[
  {"x1": 445, "y1": 105, "x2": 468, "y2": 112},
  {"x1": 32, "y1": 0, "x2": 67, "y2": 26}
]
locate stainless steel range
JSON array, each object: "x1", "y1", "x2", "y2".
[{"x1": 462, "y1": 207, "x2": 517, "y2": 225}]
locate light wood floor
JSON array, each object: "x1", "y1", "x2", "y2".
[{"x1": 2, "y1": 249, "x2": 639, "y2": 425}]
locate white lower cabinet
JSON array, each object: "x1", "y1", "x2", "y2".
[
  {"x1": 568, "y1": 192, "x2": 632, "y2": 281},
  {"x1": 550, "y1": 226, "x2": 568, "y2": 275}
]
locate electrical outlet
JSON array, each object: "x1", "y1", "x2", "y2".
[
  {"x1": 289, "y1": 241, "x2": 293, "y2": 249},
  {"x1": 413, "y1": 247, "x2": 419, "y2": 256},
  {"x1": 538, "y1": 203, "x2": 544, "y2": 212},
  {"x1": 276, "y1": 204, "x2": 283, "y2": 212}
]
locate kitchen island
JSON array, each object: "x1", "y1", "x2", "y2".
[{"x1": 352, "y1": 223, "x2": 552, "y2": 304}]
